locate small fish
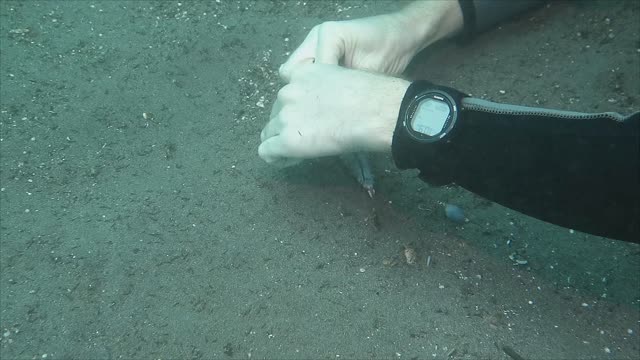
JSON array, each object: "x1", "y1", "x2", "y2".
[{"x1": 340, "y1": 152, "x2": 375, "y2": 198}]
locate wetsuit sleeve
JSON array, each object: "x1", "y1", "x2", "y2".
[
  {"x1": 435, "y1": 109, "x2": 638, "y2": 243},
  {"x1": 458, "y1": 0, "x2": 547, "y2": 40},
  {"x1": 392, "y1": 82, "x2": 640, "y2": 242}
]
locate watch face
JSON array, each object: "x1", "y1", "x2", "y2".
[{"x1": 411, "y1": 98, "x2": 451, "y2": 136}]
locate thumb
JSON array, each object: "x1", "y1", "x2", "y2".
[
  {"x1": 279, "y1": 57, "x2": 316, "y2": 83},
  {"x1": 279, "y1": 26, "x2": 320, "y2": 82}
]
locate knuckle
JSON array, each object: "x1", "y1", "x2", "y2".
[
  {"x1": 278, "y1": 63, "x2": 289, "y2": 79},
  {"x1": 258, "y1": 143, "x2": 272, "y2": 161},
  {"x1": 277, "y1": 108, "x2": 296, "y2": 127},
  {"x1": 317, "y1": 21, "x2": 339, "y2": 35},
  {"x1": 276, "y1": 84, "x2": 297, "y2": 102}
]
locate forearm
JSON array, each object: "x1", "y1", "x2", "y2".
[
  {"x1": 395, "y1": 0, "x2": 547, "y2": 51},
  {"x1": 395, "y1": 1, "x2": 464, "y2": 53},
  {"x1": 470, "y1": 0, "x2": 547, "y2": 34},
  {"x1": 411, "y1": 101, "x2": 640, "y2": 242}
]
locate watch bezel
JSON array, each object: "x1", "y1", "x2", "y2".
[{"x1": 403, "y1": 90, "x2": 458, "y2": 143}]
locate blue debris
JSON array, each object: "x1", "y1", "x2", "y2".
[{"x1": 444, "y1": 204, "x2": 466, "y2": 224}]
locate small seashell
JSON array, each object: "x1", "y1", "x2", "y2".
[
  {"x1": 508, "y1": 252, "x2": 529, "y2": 266},
  {"x1": 404, "y1": 247, "x2": 417, "y2": 265}
]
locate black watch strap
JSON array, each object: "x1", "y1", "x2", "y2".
[{"x1": 392, "y1": 80, "x2": 468, "y2": 185}]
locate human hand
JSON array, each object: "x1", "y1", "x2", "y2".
[
  {"x1": 279, "y1": 1, "x2": 463, "y2": 78},
  {"x1": 258, "y1": 63, "x2": 409, "y2": 166},
  {"x1": 259, "y1": 2, "x2": 462, "y2": 166}
]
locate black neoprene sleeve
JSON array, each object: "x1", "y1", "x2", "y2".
[
  {"x1": 458, "y1": 0, "x2": 547, "y2": 40},
  {"x1": 392, "y1": 83, "x2": 640, "y2": 243}
]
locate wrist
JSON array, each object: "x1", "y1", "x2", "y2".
[
  {"x1": 396, "y1": 0, "x2": 464, "y2": 53},
  {"x1": 361, "y1": 77, "x2": 410, "y2": 153}
]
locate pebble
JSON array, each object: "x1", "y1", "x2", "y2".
[{"x1": 444, "y1": 204, "x2": 466, "y2": 224}]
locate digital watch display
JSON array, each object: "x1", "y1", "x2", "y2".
[{"x1": 403, "y1": 90, "x2": 458, "y2": 143}]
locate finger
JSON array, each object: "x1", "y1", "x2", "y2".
[
  {"x1": 315, "y1": 23, "x2": 343, "y2": 65},
  {"x1": 271, "y1": 157, "x2": 303, "y2": 168},
  {"x1": 260, "y1": 115, "x2": 282, "y2": 142},
  {"x1": 258, "y1": 136, "x2": 302, "y2": 167},
  {"x1": 261, "y1": 94, "x2": 288, "y2": 142},
  {"x1": 259, "y1": 131, "x2": 304, "y2": 161},
  {"x1": 280, "y1": 56, "x2": 316, "y2": 83},
  {"x1": 315, "y1": 38, "x2": 342, "y2": 65},
  {"x1": 269, "y1": 98, "x2": 282, "y2": 122},
  {"x1": 280, "y1": 26, "x2": 320, "y2": 82}
]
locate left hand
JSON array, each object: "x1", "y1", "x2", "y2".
[
  {"x1": 279, "y1": 1, "x2": 464, "y2": 79},
  {"x1": 259, "y1": 63, "x2": 409, "y2": 166}
]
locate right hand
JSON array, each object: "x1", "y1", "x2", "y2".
[{"x1": 259, "y1": 63, "x2": 409, "y2": 165}]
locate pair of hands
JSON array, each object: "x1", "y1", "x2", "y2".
[{"x1": 258, "y1": 2, "x2": 463, "y2": 166}]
